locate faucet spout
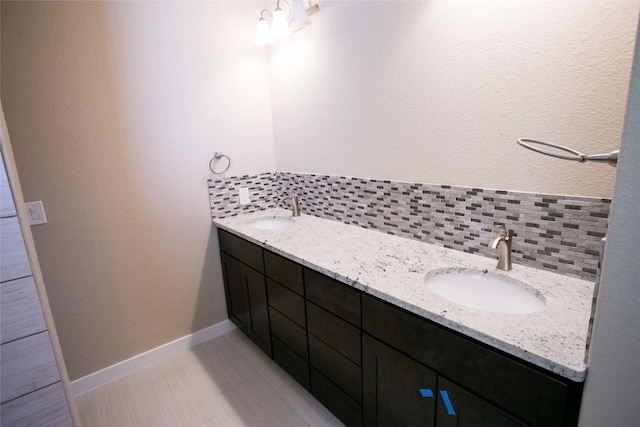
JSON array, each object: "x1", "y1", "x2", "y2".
[
  {"x1": 490, "y1": 228, "x2": 513, "y2": 271},
  {"x1": 281, "y1": 194, "x2": 301, "y2": 217}
]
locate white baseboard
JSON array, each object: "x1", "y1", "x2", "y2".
[{"x1": 70, "y1": 319, "x2": 236, "y2": 396}]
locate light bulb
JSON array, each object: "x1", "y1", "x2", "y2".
[
  {"x1": 254, "y1": 18, "x2": 273, "y2": 45},
  {"x1": 271, "y1": 8, "x2": 291, "y2": 39}
]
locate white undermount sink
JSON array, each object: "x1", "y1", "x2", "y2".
[
  {"x1": 247, "y1": 216, "x2": 295, "y2": 230},
  {"x1": 425, "y1": 268, "x2": 545, "y2": 314}
]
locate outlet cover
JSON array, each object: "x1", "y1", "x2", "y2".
[
  {"x1": 25, "y1": 201, "x2": 47, "y2": 225},
  {"x1": 238, "y1": 187, "x2": 250, "y2": 205}
]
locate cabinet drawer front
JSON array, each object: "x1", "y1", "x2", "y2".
[
  {"x1": 307, "y1": 302, "x2": 361, "y2": 364},
  {"x1": 269, "y1": 308, "x2": 308, "y2": 360},
  {"x1": 362, "y1": 295, "x2": 568, "y2": 427},
  {"x1": 273, "y1": 337, "x2": 310, "y2": 391},
  {"x1": 305, "y1": 269, "x2": 361, "y2": 326},
  {"x1": 309, "y1": 335, "x2": 362, "y2": 403},
  {"x1": 265, "y1": 251, "x2": 303, "y2": 295},
  {"x1": 218, "y1": 229, "x2": 264, "y2": 273},
  {"x1": 267, "y1": 279, "x2": 305, "y2": 327},
  {"x1": 311, "y1": 368, "x2": 362, "y2": 427}
]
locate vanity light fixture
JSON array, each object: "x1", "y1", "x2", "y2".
[{"x1": 254, "y1": 0, "x2": 319, "y2": 46}]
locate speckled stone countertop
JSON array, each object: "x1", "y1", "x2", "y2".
[{"x1": 213, "y1": 208, "x2": 595, "y2": 381}]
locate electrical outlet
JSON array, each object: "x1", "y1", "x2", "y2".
[
  {"x1": 238, "y1": 187, "x2": 250, "y2": 205},
  {"x1": 25, "y1": 201, "x2": 47, "y2": 225}
]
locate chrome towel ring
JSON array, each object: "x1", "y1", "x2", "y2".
[
  {"x1": 516, "y1": 138, "x2": 618, "y2": 167},
  {"x1": 209, "y1": 151, "x2": 231, "y2": 174}
]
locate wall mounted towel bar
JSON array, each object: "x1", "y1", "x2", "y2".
[{"x1": 516, "y1": 138, "x2": 618, "y2": 167}]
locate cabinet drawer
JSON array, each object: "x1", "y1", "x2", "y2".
[
  {"x1": 269, "y1": 308, "x2": 308, "y2": 360},
  {"x1": 265, "y1": 251, "x2": 303, "y2": 295},
  {"x1": 307, "y1": 301, "x2": 361, "y2": 365},
  {"x1": 309, "y1": 335, "x2": 362, "y2": 403},
  {"x1": 218, "y1": 229, "x2": 264, "y2": 273},
  {"x1": 273, "y1": 337, "x2": 310, "y2": 391},
  {"x1": 311, "y1": 368, "x2": 362, "y2": 427},
  {"x1": 362, "y1": 295, "x2": 568, "y2": 427},
  {"x1": 305, "y1": 269, "x2": 361, "y2": 326},
  {"x1": 267, "y1": 279, "x2": 305, "y2": 328}
]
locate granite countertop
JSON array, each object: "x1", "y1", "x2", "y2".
[{"x1": 213, "y1": 208, "x2": 595, "y2": 381}]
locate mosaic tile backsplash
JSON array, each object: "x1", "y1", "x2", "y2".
[
  {"x1": 208, "y1": 172, "x2": 610, "y2": 281},
  {"x1": 208, "y1": 172, "x2": 278, "y2": 217}
]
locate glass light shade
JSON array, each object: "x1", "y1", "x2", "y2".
[
  {"x1": 271, "y1": 8, "x2": 291, "y2": 39},
  {"x1": 254, "y1": 18, "x2": 273, "y2": 45},
  {"x1": 289, "y1": 0, "x2": 311, "y2": 32}
]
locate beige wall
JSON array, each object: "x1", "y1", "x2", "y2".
[
  {"x1": 269, "y1": 0, "x2": 639, "y2": 197},
  {"x1": 1, "y1": 1, "x2": 275, "y2": 380}
]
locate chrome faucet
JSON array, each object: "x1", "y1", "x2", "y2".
[
  {"x1": 281, "y1": 194, "x2": 300, "y2": 217},
  {"x1": 490, "y1": 227, "x2": 513, "y2": 271}
]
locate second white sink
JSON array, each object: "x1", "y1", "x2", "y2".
[{"x1": 425, "y1": 268, "x2": 545, "y2": 314}]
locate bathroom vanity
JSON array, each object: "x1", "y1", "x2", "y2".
[{"x1": 214, "y1": 209, "x2": 594, "y2": 427}]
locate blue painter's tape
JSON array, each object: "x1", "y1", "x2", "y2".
[
  {"x1": 419, "y1": 388, "x2": 434, "y2": 398},
  {"x1": 440, "y1": 390, "x2": 456, "y2": 416}
]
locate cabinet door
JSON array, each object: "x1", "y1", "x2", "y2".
[
  {"x1": 436, "y1": 377, "x2": 525, "y2": 427},
  {"x1": 245, "y1": 266, "x2": 271, "y2": 356},
  {"x1": 221, "y1": 253, "x2": 271, "y2": 356},
  {"x1": 221, "y1": 253, "x2": 249, "y2": 333},
  {"x1": 363, "y1": 334, "x2": 437, "y2": 427}
]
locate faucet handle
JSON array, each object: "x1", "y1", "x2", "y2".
[{"x1": 497, "y1": 226, "x2": 513, "y2": 238}]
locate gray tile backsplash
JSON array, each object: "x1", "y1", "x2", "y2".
[
  {"x1": 209, "y1": 172, "x2": 610, "y2": 281},
  {"x1": 208, "y1": 172, "x2": 278, "y2": 217}
]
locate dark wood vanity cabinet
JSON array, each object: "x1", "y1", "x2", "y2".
[
  {"x1": 219, "y1": 230, "x2": 271, "y2": 356},
  {"x1": 218, "y1": 230, "x2": 583, "y2": 427},
  {"x1": 362, "y1": 294, "x2": 582, "y2": 427}
]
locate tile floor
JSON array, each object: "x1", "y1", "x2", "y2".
[{"x1": 75, "y1": 330, "x2": 343, "y2": 426}]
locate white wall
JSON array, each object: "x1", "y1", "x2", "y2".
[
  {"x1": 1, "y1": 1, "x2": 275, "y2": 379},
  {"x1": 579, "y1": 18, "x2": 640, "y2": 426},
  {"x1": 269, "y1": 0, "x2": 639, "y2": 197}
]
